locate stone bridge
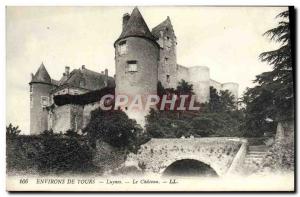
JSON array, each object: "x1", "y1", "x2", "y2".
[{"x1": 125, "y1": 137, "x2": 248, "y2": 177}]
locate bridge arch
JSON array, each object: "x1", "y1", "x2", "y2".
[{"x1": 162, "y1": 159, "x2": 218, "y2": 177}]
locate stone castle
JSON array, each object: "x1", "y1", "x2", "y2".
[{"x1": 29, "y1": 7, "x2": 238, "y2": 135}]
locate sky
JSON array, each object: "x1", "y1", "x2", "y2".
[{"x1": 6, "y1": 6, "x2": 287, "y2": 133}]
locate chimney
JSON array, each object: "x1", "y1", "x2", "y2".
[
  {"x1": 65, "y1": 66, "x2": 70, "y2": 76},
  {"x1": 82, "y1": 65, "x2": 85, "y2": 70},
  {"x1": 105, "y1": 68, "x2": 108, "y2": 76},
  {"x1": 101, "y1": 71, "x2": 104, "y2": 74},
  {"x1": 122, "y1": 13, "x2": 130, "y2": 31}
]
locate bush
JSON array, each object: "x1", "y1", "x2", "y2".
[
  {"x1": 6, "y1": 134, "x2": 99, "y2": 175},
  {"x1": 83, "y1": 108, "x2": 143, "y2": 152},
  {"x1": 261, "y1": 135, "x2": 294, "y2": 173}
]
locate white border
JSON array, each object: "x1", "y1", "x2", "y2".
[{"x1": 1, "y1": 0, "x2": 299, "y2": 196}]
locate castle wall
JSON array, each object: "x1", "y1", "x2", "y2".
[
  {"x1": 157, "y1": 31, "x2": 177, "y2": 89},
  {"x1": 176, "y1": 65, "x2": 189, "y2": 83},
  {"x1": 210, "y1": 79, "x2": 222, "y2": 92},
  {"x1": 50, "y1": 104, "x2": 84, "y2": 133},
  {"x1": 188, "y1": 66, "x2": 210, "y2": 103},
  {"x1": 30, "y1": 83, "x2": 53, "y2": 135},
  {"x1": 82, "y1": 101, "x2": 102, "y2": 129},
  {"x1": 115, "y1": 37, "x2": 159, "y2": 125},
  {"x1": 221, "y1": 82, "x2": 239, "y2": 101}
]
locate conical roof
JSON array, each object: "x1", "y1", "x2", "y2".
[
  {"x1": 115, "y1": 7, "x2": 156, "y2": 45},
  {"x1": 30, "y1": 62, "x2": 52, "y2": 84}
]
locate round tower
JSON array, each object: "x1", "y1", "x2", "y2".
[
  {"x1": 114, "y1": 8, "x2": 159, "y2": 125},
  {"x1": 29, "y1": 63, "x2": 53, "y2": 135},
  {"x1": 188, "y1": 66, "x2": 210, "y2": 103},
  {"x1": 221, "y1": 82, "x2": 239, "y2": 102}
]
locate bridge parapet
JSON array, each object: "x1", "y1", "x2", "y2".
[{"x1": 126, "y1": 137, "x2": 246, "y2": 176}]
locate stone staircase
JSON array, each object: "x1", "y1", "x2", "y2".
[{"x1": 243, "y1": 145, "x2": 268, "y2": 175}]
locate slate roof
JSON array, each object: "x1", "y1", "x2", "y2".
[
  {"x1": 30, "y1": 62, "x2": 52, "y2": 84},
  {"x1": 115, "y1": 7, "x2": 156, "y2": 45},
  {"x1": 151, "y1": 16, "x2": 174, "y2": 39},
  {"x1": 58, "y1": 68, "x2": 115, "y2": 91}
]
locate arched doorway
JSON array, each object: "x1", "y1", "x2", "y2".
[{"x1": 163, "y1": 159, "x2": 218, "y2": 177}]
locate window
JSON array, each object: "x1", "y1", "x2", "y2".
[
  {"x1": 164, "y1": 57, "x2": 168, "y2": 64},
  {"x1": 118, "y1": 40, "x2": 127, "y2": 55},
  {"x1": 73, "y1": 90, "x2": 79, "y2": 95},
  {"x1": 127, "y1": 61, "x2": 138, "y2": 72},
  {"x1": 30, "y1": 94, "x2": 33, "y2": 108},
  {"x1": 166, "y1": 75, "x2": 170, "y2": 83},
  {"x1": 41, "y1": 96, "x2": 49, "y2": 107}
]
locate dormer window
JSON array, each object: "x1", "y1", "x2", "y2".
[
  {"x1": 127, "y1": 60, "x2": 138, "y2": 72},
  {"x1": 118, "y1": 40, "x2": 127, "y2": 55}
]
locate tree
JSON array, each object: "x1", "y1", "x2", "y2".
[
  {"x1": 242, "y1": 10, "x2": 293, "y2": 136},
  {"x1": 145, "y1": 85, "x2": 244, "y2": 138},
  {"x1": 6, "y1": 123, "x2": 21, "y2": 138},
  {"x1": 83, "y1": 108, "x2": 141, "y2": 152},
  {"x1": 176, "y1": 79, "x2": 194, "y2": 95}
]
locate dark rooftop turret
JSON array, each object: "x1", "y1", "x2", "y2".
[
  {"x1": 114, "y1": 7, "x2": 157, "y2": 46},
  {"x1": 29, "y1": 62, "x2": 52, "y2": 84}
]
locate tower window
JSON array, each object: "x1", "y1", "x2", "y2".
[
  {"x1": 127, "y1": 61, "x2": 138, "y2": 72},
  {"x1": 118, "y1": 40, "x2": 127, "y2": 55},
  {"x1": 166, "y1": 75, "x2": 170, "y2": 83},
  {"x1": 30, "y1": 86, "x2": 33, "y2": 93},
  {"x1": 30, "y1": 94, "x2": 33, "y2": 108},
  {"x1": 165, "y1": 57, "x2": 169, "y2": 63},
  {"x1": 41, "y1": 96, "x2": 49, "y2": 107}
]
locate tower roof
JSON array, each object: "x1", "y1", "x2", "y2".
[
  {"x1": 115, "y1": 7, "x2": 156, "y2": 45},
  {"x1": 152, "y1": 16, "x2": 175, "y2": 39},
  {"x1": 30, "y1": 62, "x2": 52, "y2": 84}
]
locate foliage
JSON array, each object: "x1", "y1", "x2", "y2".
[
  {"x1": 176, "y1": 79, "x2": 194, "y2": 95},
  {"x1": 6, "y1": 134, "x2": 98, "y2": 174},
  {"x1": 242, "y1": 10, "x2": 294, "y2": 137},
  {"x1": 36, "y1": 133, "x2": 96, "y2": 174},
  {"x1": 83, "y1": 108, "x2": 143, "y2": 152},
  {"x1": 261, "y1": 134, "x2": 294, "y2": 172},
  {"x1": 6, "y1": 123, "x2": 21, "y2": 138},
  {"x1": 146, "y1": 84, "x2": 244, "y2": 138},
  {"x1": 209, "y1": 87, "x2": 236, "y2": 113}
]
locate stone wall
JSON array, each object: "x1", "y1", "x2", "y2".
[
  {"x1": 176, "y1": 65, "x2": 189, "y2": 83},
  {"x1": 115, "y1": 37, "x2": 159, "y2": 125},
  {"x1": 30, "y1": 83, "x2": 53, "y2": 135},
  {"x1": 126, "y1": 137, "x2": 243, "y2": 176},
  {"x1": 50, "y1": 104, "x2": 84, "y2": 133},
  {"x1": 93, "y1": 140, "x2": 127, "y2": 172},
  {"x1": 82, "y1": 101, "x2": 102, "y2": 128},
  {"x1": 210, "y1": 79, "x2": 222, "y2": 92}
]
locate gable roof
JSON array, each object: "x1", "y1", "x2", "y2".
[
  {"x1": 57, "y1": 68, "x2": 115, "y2": 91},
  {"x1": 115, "y1": 7, "x2": 156, "y2": 45},
  {"x1": 30, "y1": 62, "x2": 52, "y2": 84}
]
